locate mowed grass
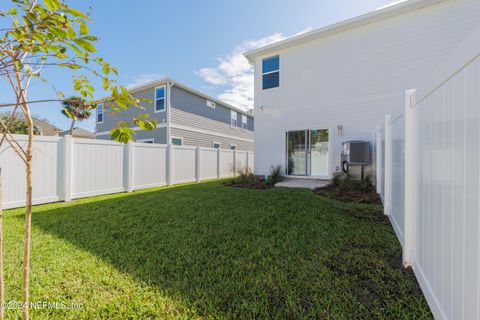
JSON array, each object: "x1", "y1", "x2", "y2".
[{"x1": 3, "y1": 181, "x2": 432, "y2": 319}]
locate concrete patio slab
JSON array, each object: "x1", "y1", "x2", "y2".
[{"x1": 276, "y1": 178, "x2": 329, "y2": 190}]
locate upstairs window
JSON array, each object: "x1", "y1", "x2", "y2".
[
  {"x1": 155, "y1": 86, "x2": 166, "y2": 112},
  {"x1": 230, "y1": 110, "x2": 237, "y2": 129},
  {"x1": 262, "y1": 55, "x2": 279, "y2": 90},
  {"x1": 241, "y1": 115, "x2": 247, "y2": 132},
  {"x1": 97, "y1": 104, "x2": 104, "y2": 123}
]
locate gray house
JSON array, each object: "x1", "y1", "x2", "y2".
[{"x1": 95, "y1": 77, "x2": 254, "y2": 151}]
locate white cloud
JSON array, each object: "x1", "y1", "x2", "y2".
[
  {"x1": 196, "y1": 29, "x2": 311, "y2": 111},
  {"x1": 125, "y1": 73, "x2": 164, "y2": 88}
]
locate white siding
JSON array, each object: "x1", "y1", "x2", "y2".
[{"x1": 252, "y1": 0, "x2": 480, "y2": 175}]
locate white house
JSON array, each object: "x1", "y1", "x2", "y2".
[{"x1": 244, "y1": 0, "x2": 480, "y2": 178}]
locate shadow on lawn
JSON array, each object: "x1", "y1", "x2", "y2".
[{"x1": 24, "y1": 182, "x2": 431, "y2": 319}]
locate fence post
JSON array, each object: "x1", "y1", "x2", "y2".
[
  {"x1": 195, "y1": 146, "x2": 201, "y2": 183},
  {"x1": 63, "y1": 135, "x2": 72, "y2": 202},
  {"x1": 233, "y1": 149, "x2": 237, "y2": 177},
  {"x1": 384, "y1": 115, "x2": 392, "y2": 216},
  {"x1": 217, "y1": 148, "x2": 221, "y2": 179},
  {"x1": 375, "y1": 126, "x2": 382, "y2": 193},
  {"x1": 126, "y1": 141, "x2": 134, "y2": 192},
  {"x1": 166, "y1": 144, "x2": 173, "y2": 186},
  {"x1": 403, "y1": 89, "x2": 417, "y2": 267}
]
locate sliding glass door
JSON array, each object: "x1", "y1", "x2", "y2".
[{"x1": 286, "y1": 129, "x2": 329, "y2": 177}]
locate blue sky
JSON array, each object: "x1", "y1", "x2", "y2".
[{"x1": 1, "y1": 0, "x2": 400, "y2": 132}]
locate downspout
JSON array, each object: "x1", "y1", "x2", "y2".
[{"x1": 166, "y1": 81, "x2": 174, "y2": 144}]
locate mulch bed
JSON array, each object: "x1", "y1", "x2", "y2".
[{"x1": 314, "y1": 184, "x2": 382, "y2": 205}]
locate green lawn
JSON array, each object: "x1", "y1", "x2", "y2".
[{"x1": 3, "y1": 181, "x2": 432, "y2": 319}]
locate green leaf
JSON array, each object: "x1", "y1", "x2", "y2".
[
  {"x1": 79, "y1": 21, "x2": 89, "y2": 35},
  {"x1": 8, "y1": 8, "x2": 17, "y2": 15},
  {"x1": 44, "y1": 0, "x2": 55, "y2": 12},
  {"x1": 64, "y1": 8, "x2": 89, "y2": 20},
  {"x1": 73, "y1": 38, "x2": 96, "y2": 53}
]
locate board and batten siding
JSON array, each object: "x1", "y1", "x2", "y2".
[
  {"x1": 251, "y1": 0, "x2": 480, "y2": 175},
  {"x1": 96, "y1": 86, "x2": 168, "y2": 134}
]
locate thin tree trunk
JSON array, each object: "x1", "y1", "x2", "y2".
[
  {"x1": 22, "y1": 113, "x2": 34, "y2": 320},
  {"x1": 0, "y1": 167, "x2": 4, "y2": 320},
  {"x1": 69, "y1": 120, "x2": 75, "y2": 136}
]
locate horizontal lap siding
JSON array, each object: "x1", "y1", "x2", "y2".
[{"x1": 170, "y1": 127, "x2": 253, "y2": 151}]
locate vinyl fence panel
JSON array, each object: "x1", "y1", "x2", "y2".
[
  {"x1": 390, "y1": 114, "x2": 405, "y2": 245},
  {"x1": 413, "y1": 57, "x2": 480, "y2": 320},
  {"x1": 248, "y1": 151, "x2": 254, "y2": 172},
  {"x1": 236, "y1": 151, "x2": 248, "y2": 172},
  {"x1": 1, "y1": 135, "x2": 61, "y2": 209},
  {"x1": 220, "y1": 150, "x2": 235, "y2": 178},
  {"x1": 172, "y1": 146, "x2": 197, "y2": 184},
  {"x1": 199, "y1": 148, "x2": 218, "y2": 180},
  {"x1": 71, "y1": 139, "x2": 125, "y2": 199},
  {"x1": 132, "y1": 143, "x2": 167, "y2": 190},
  {"x1": 1, "y1": 136, "x2": 251, "y2": 210},
  {"x1": 375, "y1": 50, "x2": 480, "y2": 319}
]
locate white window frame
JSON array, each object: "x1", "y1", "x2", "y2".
[
  {"x1": 137, "y1": 138, "x2": 154, "y2": 143},
  {"x1": 241, "y1": 115, "x2": 247, "y2": 132},
  {"x1": 97, "y1": 103, "x2": 104, "y2": 124},
  {"x1": 230, "y1": 144, "x2": 237, "y2": 150},
  {"x1": 213, "y1": 141, "x2": 221, "y2": 149},
  {"x1": 230, "y1": 110, "x2": 237, "y2": 129},
  {"x1": 154, "y1": 85, "x2": 166, "y2": 113},
  {"x1": 206, "y1": 100, "x2": 216, "y2": 109},
  {"x1": 171, "y1": 136, "x2": 183, "y2": 146}
]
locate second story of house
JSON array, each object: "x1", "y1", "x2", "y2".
[{"x1": 95, "y1": 77, "x2": 254, "y2": 150}]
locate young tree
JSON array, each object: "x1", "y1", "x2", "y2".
[
  {"x1": 0, "y1": 113, "x2": 41, "y2": 135},
  {"x1": 61, "y1": 96, "x2": 92, "y2": 135},
  {"x1": 0, "y1": 1, "x2": 156, "y2": 319}
]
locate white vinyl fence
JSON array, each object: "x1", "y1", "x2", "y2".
[
  {"x1": 0, "y1": 135, "x2": 253, "y2": 210},
  {"x1": 376, "y1": 30, "x2": 480, "y2": 320}
]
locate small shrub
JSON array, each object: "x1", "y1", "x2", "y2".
[
  {"x1": 268, "y1": 165, "x2": 283, "y2": 185},
  {"x1": 316, "y1": 172, "x2": 379, "y2": 204},
  {"x1": 331, "y1": 171, "x2": 344, "y2": 187}
]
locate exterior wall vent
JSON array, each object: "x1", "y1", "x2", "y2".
[{"x1": 206, "y1": 100, "x2": 216, "y2": 109}]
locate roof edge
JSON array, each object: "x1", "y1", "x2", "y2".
[
  {"x1": 125, "y1": 77, "x2": 254, "y2": 117},
  {"x1": 244, "y1": 0, "x2": 448, "y2": 61}
]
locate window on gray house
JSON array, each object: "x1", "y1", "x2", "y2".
[
  {"x1": 171, "y1": 137, "x2": 183, "y2": 146},
  {"x1": 262, "y1": 55, "x2": 279, "y2": 89},
  {"x1": 155, "y1": 86, "x2": 166, "y2": 112},
  {"x1": 97, "y1": 104, "x2": 104, "y2": 123}
]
